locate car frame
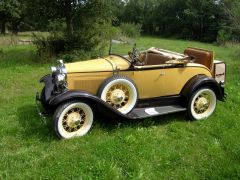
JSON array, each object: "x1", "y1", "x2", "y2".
[{"x1": 36, "y1": 44, "x2": 226, "y2": 139}]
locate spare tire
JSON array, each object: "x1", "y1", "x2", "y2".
[{"x1": 97, "y1": 75, "x2": 138, "y2": 114}]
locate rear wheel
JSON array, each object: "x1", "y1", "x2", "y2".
[
  {"x1": 188, "y1": 87, "x2": 217, "y2": 120},
  {"x1": 98, "y1": 75, "x2": 137, "y2": 114},
  {"x1": 53, "y1": 101, "x2": 94, "y2": 139}
]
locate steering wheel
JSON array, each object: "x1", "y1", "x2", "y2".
[{"x1": 128, "y1": 47, "x2": 141, "y2": 64}]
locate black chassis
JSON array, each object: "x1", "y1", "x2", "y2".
[{"x1": 36, "y1": 74, "x2": 226, "y2": 120}]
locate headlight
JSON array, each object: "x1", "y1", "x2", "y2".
[
  {"x1": 57, "y1": 74, "x2": 66, "y2": 82},
  {"x1": 51, "y1": 66, "x2": 57, "y2": 73},
  {"x1": 51, "y1": 60, "x2": 68, "y2": 93}
]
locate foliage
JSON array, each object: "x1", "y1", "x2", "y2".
[
  {"x1": 223, "y1": 0, "x2": 240, "y2": 42},
  {"x1": 1, "y1": 0, "x2": 240, "y2": 45},
  {"x1": 0, "y1": 37, "x2": 240, "y2": 179},
  {"x1": 32, "y1": 0, "x2": 117, "y2": 60},
  {"x1": 0, "y1": 0, "x2": 21, "y2": 34},
  {"x1": 216, "y1": 29, "x2": 232, "y2": 45},
  {"x1": 119, "y1": 23, "x2": 142, "y2": 38},
  {"x1": 116, "y1": 0, "x2": 224, "y2": 42}
]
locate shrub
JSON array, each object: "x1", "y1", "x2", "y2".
[
  {"x1": 33, "y1": 22, "x2": 119, "y2": 62},
  {"x1": 119, "y1": 23, "x2": 142, "y2": 38},
  {"x1": 217, "y1": 29, "x2": 232, "y2": 45}
]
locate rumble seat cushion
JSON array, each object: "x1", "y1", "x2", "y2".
[{"x1": 184, "y1": 47, "x2": 213, "y2": 70}]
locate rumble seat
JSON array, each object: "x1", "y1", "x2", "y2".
[{"x1": 184, "y1": 47, "x2": 213, "y2": 70}]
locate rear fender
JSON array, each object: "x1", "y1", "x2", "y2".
[{"x1": 181, "y1": 75, "x2": 225, "y2": 103}]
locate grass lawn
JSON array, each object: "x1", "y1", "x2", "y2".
[{"x1": 0, "y1": 36, "x2": 239, "y2": 179}]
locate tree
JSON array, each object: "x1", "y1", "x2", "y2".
[
  {"x1": 118, "y1": 0, "x2": 158, "y2": 34},
  {"x1": 32, "y1": 0, "x2": 115, "y2": 56},
  {"x1": 224, "y1": 0, "x2": 240, "y2": 35},
  {"x1": 0, "y1": 0, "x2": 19, "y2": 34},
  {"x1": 181, "y1": 0, "x2": 222, "y2": 41},
  {"x1": 0, "y1": 0, "x2": 28, "y2": 35}
]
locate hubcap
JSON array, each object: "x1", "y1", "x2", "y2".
[
  {"x1": 62, "y1": 108, "x2": 86, "y2": 132},
  {"x1": 194, "y1": 93, "x2": 210, "y2": 114},
  {"x1": 111, "y1": 89, "x2": 125, "y2": 104},
  {"x1": 106, "y1": 84, "x2": 130, "y2": 109}
]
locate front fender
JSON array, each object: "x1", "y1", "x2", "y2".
[
  {"x1": 181, "y1": 75, "x2": 225, "y2": 102},
  {"x1": 49, "y1": 90, "x2": 131, "y2": 120}
]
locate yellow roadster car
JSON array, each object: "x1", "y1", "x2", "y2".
[{"x1": 37, "y1": 45, "x2": 226, "y2": 139}]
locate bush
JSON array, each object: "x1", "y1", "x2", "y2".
[
  {"x1": 33, "y1": 21, "x2": 119, "y2": 62},
  {"x1": 217, "y1": 29, "x2": 232, "y2": 45},
  {"x1": 119, "y1": 23, "x2": 142, "y2": 38}
]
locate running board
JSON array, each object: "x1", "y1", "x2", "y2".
[{"x1": 128, "y1": 105, "x2": 186, "y2": 119}]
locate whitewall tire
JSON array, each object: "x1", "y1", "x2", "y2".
[
  {"x1": 53, "y1": 101, "x2": 94, "y2": 139},
  {"x1": 188, "y1": 87, "x2": 217, "y2": 120},
  {"x1": 98, "y1": 75, "x2": 138, "y2": 114}
]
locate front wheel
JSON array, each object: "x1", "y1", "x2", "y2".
[
  {"x1": 98, "y1": 75, "x2": 138, "y2": 114},
  {"x1": 53, "y1": 101, "x2": 94, "y2": 139},
  {"x1": 188, "y1": 87, "x2": 217, "y2": 120}
]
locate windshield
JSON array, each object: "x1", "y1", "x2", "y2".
[{"x1": 109, "y1": 39, "x2": 146, "y2": 56}]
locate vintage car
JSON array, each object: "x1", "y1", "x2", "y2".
[{"x1": 36, "y1": 45, "x2": 226, "y2": 139}]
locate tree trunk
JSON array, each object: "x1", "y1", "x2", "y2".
[
  {"x1": 12, "y1": 21, "x2": 19, "y2": 35},
  {"x1": 63, "y1": 0, "x2": 74, "y2": 37},
  {"x1": 1, "y1": 20, "x2": 6, "y2": 35}
]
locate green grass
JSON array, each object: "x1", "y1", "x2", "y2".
[
  {"x1": 0, "y1": 31, "x2": 49, "y2": 46},
  {"x1": 0, "y1": 37, "x2": 240, "y2": 179}
]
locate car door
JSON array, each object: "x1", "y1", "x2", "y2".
[
  {"x1": 121, "y1": 64, "x2": 212, "y2": 99},
  {"x1": 120, "y1": 66, "x2": 166, "y2": 99}
]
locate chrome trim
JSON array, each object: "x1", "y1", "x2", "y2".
[
  {"x1": 51, "y1": 66, "x2": 57, "y2": 73},
  {"x1": 220, "y1": 81, "x2": 225, "y2": 87},
  {"x1": 57, "y1": 74, "x2": 66, "y2": 82},
  {"x1": 58, "y1": 59, "x2": 67, "y2": 74}
]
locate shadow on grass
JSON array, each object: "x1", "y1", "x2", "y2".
[
  {"x1": 17, "y1": 104, "x2": 56, "y2": 141},
  {"x1": 95, "y1": 111, "x2": 189, "y2": 133},
  {"x1": 17, "y1": 104, "x2": 189, "y2": 140}
]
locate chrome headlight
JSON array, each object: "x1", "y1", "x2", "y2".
[
  {"x1": 51, "y1": 60, "x2": 68, "y2": 92},
  {"x1": 56, "y1": 74, "x2": 66, "y2": 83},
  {"x1": 58, "y1": 60, "x2": 67, "y2": 74},
  {"x1": 51, "y1": 66, "x2": 57, "y2": 73}
]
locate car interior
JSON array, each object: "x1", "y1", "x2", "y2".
[{"x1": 136, "y1": 47, "x2": 214, "y2": 70}]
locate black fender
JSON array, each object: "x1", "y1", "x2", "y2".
[
  {"x1": 40, "y1": 74, "x2": 51, "y2": 83},
  {"x1": 39, "y1": 74, "x2": 55, "y2": 103},
  {"x1": 181, "y1": 75, "x2": 225, "y2": 103},
  {"x1": 49, "y1": 90, "x2": 132, "y2": 120}
]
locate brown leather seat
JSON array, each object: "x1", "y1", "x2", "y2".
[
  {"x1": 184, "y1": 47, "x2": 213, "y2": 69},
  {"x1": 139, "y1": 52, "x2": 172, "y2": 65}
]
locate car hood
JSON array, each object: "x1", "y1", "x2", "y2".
[{"x1": 65, "y1": 55, "x2": 131, "y2": 73}]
